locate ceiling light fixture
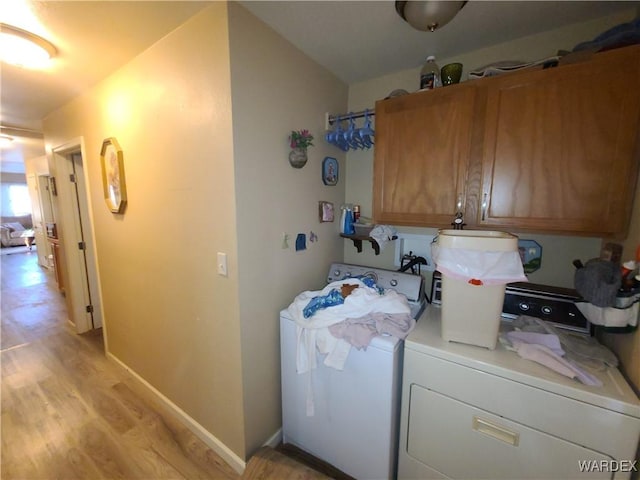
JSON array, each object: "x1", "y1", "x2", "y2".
[
  {"x1": 395, "y1": 1, "x2": 467, "y2": 32},
  {"x1": 0, "y1": 135, "x2": 15, "y2": 148},
  {"x1": 0, "y1": 23, "x2": 57, "y2": 68}
]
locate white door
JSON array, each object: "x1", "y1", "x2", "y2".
[
  {"x1": 68, "y1": 152, "x2": 101, "y2": 330},
  {"x1": 52, "y1": 141, "x2": 102, "y2": 332}
]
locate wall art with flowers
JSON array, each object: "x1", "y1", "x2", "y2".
[{"x1": 288, "y1": 129, "x2": 314, "y2": 168}]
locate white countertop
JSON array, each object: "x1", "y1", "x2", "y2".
[{"x1": 408, "y1": 305, "x2": 640, "y2": 418}]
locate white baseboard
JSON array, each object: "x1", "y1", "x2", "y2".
[
  {"x1": 106, "y1": 352, "x2": 246, "y2": 474},
  {"x1": 263, "y1": 428, "x2": 282, "y2": 448}
]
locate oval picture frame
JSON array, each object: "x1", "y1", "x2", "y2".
[{"x1": 100, "y1": 137, "x2": 127, "y2": 213}]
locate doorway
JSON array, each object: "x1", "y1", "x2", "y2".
[{"x1": 51, "y1": 140, "x2": 102, "y2": 333}]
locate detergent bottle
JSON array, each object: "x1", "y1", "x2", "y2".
[{"x1": 341, "y1": 204, "x2": 355, "y2": 234}]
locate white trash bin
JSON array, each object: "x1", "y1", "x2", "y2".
[{"x1": 432, "y1": 230, "x2": 527, "y2": 349}]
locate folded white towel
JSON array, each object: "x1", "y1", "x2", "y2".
[
  {"x1": 514, "y1": 343, "x2": 578, "y2": 379},
  {"x1": 511, "y1": 342, "x2": 602, "y2": 387},
  {"x1": 369, "y1": 225, "x2": 397, "y2": 252},
  {"x1": 502, "y1": 327, "x2": 602, "y2": 386},
  {"x1": 506, "y1": 331, "x2": 564, "y2": 356}
]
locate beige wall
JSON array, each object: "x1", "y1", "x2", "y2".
[
  {"x1": 344, "y1": 8, "x2": 637, "y2": 289},
  {"x1": 227, "y1": 2, "x2": 348, "y2": 455},
  {"x1": 42, "y1": 1, "x2": 348, "y2": 463},
  {"x1": 43, "y1": 4, "x2": 246, "y2": 458}
]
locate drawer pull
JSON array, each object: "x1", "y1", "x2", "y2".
[
  {"x1": 481, "y1": 193, "x2": 488, "y2": 221},
  {"x1": 472, "y1": 416, "x2": 520, "y2": 446}
]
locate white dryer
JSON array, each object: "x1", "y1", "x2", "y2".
[
  {"x1": 398, "y1": 306, "x2": 640, "y2": 479},
  {"x1": 280, "y1": 263, "x2": 425, "y2": 480}
]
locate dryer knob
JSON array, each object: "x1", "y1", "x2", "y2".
[
  {"x1": 519, "y1": 302, "x2": 530, "y2": 311},
  {"x1": 390, "y1": 279, "x2": 398, "y2": 287},
  {"x1": 541, "y1": 306, "x2": 553, "y2": 315},
  {"x1": 333, "y1": 270, "x2": 341, "y2": 277}
]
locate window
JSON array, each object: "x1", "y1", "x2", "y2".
[{"x1": 3, "y1": 183, "x2": 31, "y2": 216}]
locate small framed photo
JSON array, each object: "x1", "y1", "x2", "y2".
[
  {"x1": 319, "y1": 201, "x2": 334, "y2": 222},
  {"x1": 322, "y1": 157, "x2": 339, "y2": 186},
  {"x1": 100, "y1": 137, "x2": 127, "y2": 214}
]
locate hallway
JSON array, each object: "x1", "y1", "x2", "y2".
[{"x1": 1, "y1": 249, "x2": 240, "y2": 479}]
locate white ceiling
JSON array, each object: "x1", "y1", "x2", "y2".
[
  {"x1": 1, "y1": 0, "x2": 637, "y2": 173},
  {"x1": 240, "y1": 1, "x2": 637, "y2": 84},
  {"x1": 1, "y1": 1, "x2": 212, "y2": 173}
]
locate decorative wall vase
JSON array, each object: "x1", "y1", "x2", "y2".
[{"x1": 289, "y1": 147, "x2": 308, "y2": 168}]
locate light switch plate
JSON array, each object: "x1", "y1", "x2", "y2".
[{"x1": 217, "y1": 252, "x2": 228, "y2": 276}]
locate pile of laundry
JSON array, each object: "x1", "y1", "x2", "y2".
[
  {"x1": 499, "y1": 315, "x2": 618, "y2": 387},
  {"x1": 287, "y1": 277, "x2": 415, "y2": 374}
]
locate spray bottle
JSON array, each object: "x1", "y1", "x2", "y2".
[{"x1": 340, "y1": 204, "x2": 355, "y2": 234}]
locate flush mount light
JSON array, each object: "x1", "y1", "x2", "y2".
[
  {"x1": 395, "y1": 1, "x2": 467, "y2": 32},
  {"x1": 0, "y1": 23, "x2": 57, "y2": 68},
  {"x1": 0, "y1": 135, "x2": 15, "y2": 148}
]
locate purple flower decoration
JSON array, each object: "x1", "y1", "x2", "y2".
[{"x1": 290, "y1": 129, "x2": 314, "y2": 149}]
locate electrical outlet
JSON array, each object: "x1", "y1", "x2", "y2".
[{"x1": 217, "y1": 252, "x2": 228, "y2": 276}]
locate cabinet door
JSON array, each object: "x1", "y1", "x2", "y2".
[
  {"x1": 480, "y1": 46, "x2": 640, "y2": 236},
  {"x1": 373, "y1": 85, "x2": 476, "y2": 227}
]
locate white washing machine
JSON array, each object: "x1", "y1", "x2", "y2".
[
  {"x1": 280, "y1": 263, "x2": 425, "y2": 480},
  {"x1": 398, "y1": 306, "x2": 640, "y2": 479}
]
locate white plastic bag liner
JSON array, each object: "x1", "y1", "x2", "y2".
[{"x1": 432, "y1": 244, "x2": 527, "y2": 286}]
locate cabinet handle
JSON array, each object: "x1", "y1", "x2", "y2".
[
  {"x1": 456, "y1": 193, "x2": 464, "y2": 214},
  {"x1": 472, "y1": 416, "x2": 520, "y2": 446},
  {"x1": 481, "y1": 193, "x2": 488, "y2": 221}
]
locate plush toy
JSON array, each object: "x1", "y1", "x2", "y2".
[{"x1": 341, "y1": 284, "x2": 359, "y2": 298}]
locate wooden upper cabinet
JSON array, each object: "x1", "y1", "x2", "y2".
[
  {"x1": 479, "y1": 46, "x2": 640, "y2": 236},
  {"x1": 373, "y1": 84, "x2": 476, "y2": 227}
]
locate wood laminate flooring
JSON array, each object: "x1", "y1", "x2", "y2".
[
  {"x1": 1, "y1": 250, "x2": 341, "y2": 480},
  {"x1": 1, "y1": 250, "x2": 240, "y2": 479},
  {"x1": 242, "y1": 447, "x2": 330, "y2": 480}
]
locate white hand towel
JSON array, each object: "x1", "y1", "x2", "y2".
[
  {"x1": 369, "y1": 225, "x2": 397, "y2": 252},
  {"x1": 506, "y1": 331, "x2": 565, "y2": 356},
  {"x1": 511, "y1": 342, "x2": 602, "y2": 386}
]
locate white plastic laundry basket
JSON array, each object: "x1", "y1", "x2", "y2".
[{"x1": 433, "y1": 230, "x2": 524, "y2": 349}]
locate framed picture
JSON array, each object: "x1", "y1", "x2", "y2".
[
  {"x1": 319, "y1": 201, "x2": 334, "y2": 222},
  {"x1": 518, "y1": 239, "x2": 542, "y2": 274},
  {"x1": 100, "y1": 137, "x2": 127, "y2": 213},
  {"x1": 322, "y1": 157, "x2": 338, "y2": 186}
]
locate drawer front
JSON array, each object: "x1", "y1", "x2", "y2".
[
  {"x1": 403, "y1": 349, "x2": 640, "y2": 460},
  {"x1": 407, "y1": 385, "x2": 613, "y2": 479}
]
